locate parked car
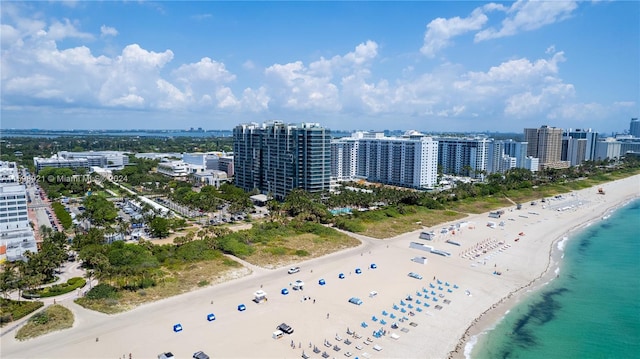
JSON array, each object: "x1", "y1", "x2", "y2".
[
  {"x1": 277, "y1": 322, "x2": 294, "y2": 334},
  {"x1": 193, "y1": 351, "x2": 210, "y2": 359},
  {"x1": 348, "y1": 297, "x2": 363, "y2": 305},
  {"x1": 408, "y1": 272, "x2": 423, "y2": 280},
  {"x1": 288, "y1": 266, "x2": 300, "y2": 274}
]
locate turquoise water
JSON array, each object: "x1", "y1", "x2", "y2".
[{"x1": 472, "y1": 199, "x2": 640, "y2": 359}]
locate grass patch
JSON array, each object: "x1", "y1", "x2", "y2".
[
  {"x1": 15, "y1": 304, "x2": 73, "y2": 340},
  {"x1": 244, "y1": 231, "x2": 360, "y2": 268},
  {"x1": 336, "y1": 206, "x2": 468, "y2": 239},
  {"x1": 75, "y1": 258, "x2": 246, "y2": 314},
  {"x1": 0, "y1": 299, "x2": 45, "y2": 326}
]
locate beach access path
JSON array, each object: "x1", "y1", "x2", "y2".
[{"x1": 1, "y1": 175, "x2": 638, "y2": 359}]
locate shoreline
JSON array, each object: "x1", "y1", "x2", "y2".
[
  {"x1": 449, "y1": 179, "x2": 640, "y2": 359},
  {"x1": 1, "y1": 175, "x2": 638, "y2": 359}
]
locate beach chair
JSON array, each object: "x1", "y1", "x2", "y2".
[
  {"x1": 392, "y1": 304, "x2": 399, "y2": 310},
  {"x1": 333, "y1": 344, "x2": 341, "y2": 352},
  {"x1": 408, "y1": 304, "x2": 413, "y2": 309},
  {"x1": 382, "y1": 310, "x2": 388, "y2": 316},
  {"x1": 361, "y1": 322, "x2": 368, "y2": 328},
  {"x1": 302, "y1": 351, "x2": 310, "y2": 359},
  {"x1": 389, "y1": 313, "x2": 396, "y2": 319},
  {"x1": 400, "y1": 308, "x2": 407, "y2": 313},
  {"x1": 380, "y1": 319, "x2": 387, "y2": 325},
  {"x1": 344, "y1": 338, "x2": 352, "y2": 345},
  {"x1": 448, "y1": 288, "x2": 453, "y2": 293},
  {"x1": 400, "y1": 300, "x2": 406, "y2": 306},
  {"x1": 416, "y1": 307, "x2": 423, "y2": 312},
  {"x1": 322, "y1": 351, "x2": 330, "y2": 358},
  {"x1": 313, "y1": 346, "x2": 321, "y2": 354},
  {"x1": 344, "y1": 351, "x2": 352, "y2": 357},
  {"x1": 416, "y1": 299, "x2": 421, "y2": 304},
  {"x1": 371, "y1": 316, "x2": 378, "y2": 322},
  {"x1": 336, "y1": 334, "x2": 343, "y2": 341}
]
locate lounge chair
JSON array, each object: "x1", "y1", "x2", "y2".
[
  {"x1": 301, "y1": 351, "x2": 310, "y2": 359},
  {"x1": 333, "y1": 344, "x2": 341, "y2": 352},
  {"x1": 344, "y1": 351, "x2": 352, "y2": 357}
]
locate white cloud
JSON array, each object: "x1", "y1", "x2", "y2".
[
  {"x1": 47, "y1": 18, "x2": 94, "y2": 41},
  {"x1": 421, "y1": 8, "x2": 488, "y2": 57},
  {"x1": 100, "y1": 25, "x2": 118, "y2": 37},
  {"x1": 475, "y1": 0, "x2": 578, "y2": 41},
  {"x1": 262, "y1": 41, "x2": 379, "y2": 112}
]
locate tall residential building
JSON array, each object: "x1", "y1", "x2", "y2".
[
  {"x1": 523, "y1": 126, "x2": 569, "y2": 170},
  {"x1": 330, "y1": 137, "x2": 359, "y2": 182},
  {"x1": 563, "y1": 128, "x2": 598, "y2": 163},
  {"x1": 435, "y1": 137, "x2": 491, "y2": 178},
  {"x1": 350, "y1": 131, "x2": 438, "y2": 189},
  {"x1": 0, "y1": 162, "x2": 38, "y2": 262},
  {"x1": 630, "y1": 118, "x2": 640, "y2": 138},
  {"x1": 595, "y1": 138, "x2": 622, "y2": 160},
  {"x1": 233, "y1": 122, "x2": 331, "y2": 200}
]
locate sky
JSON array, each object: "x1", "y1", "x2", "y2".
[{"x1": 1, "y1": 1, "x2": 638, "y2": 133}]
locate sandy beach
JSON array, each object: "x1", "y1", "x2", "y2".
[{"x1": 1, "y1": 176, "x2": 638, "y2": 359}]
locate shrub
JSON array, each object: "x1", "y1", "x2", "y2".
[
  {"x1": 0, "y1": 299, "x2": 44, "y2": 325},
  {"x1": 85, "y1": 283, "x2": 120, "y2": 300},
  {"x1": 294, "y1": 249, "x2": 310, "y2": 257},
  {"x1": 23, "y1": 277, "x2": 86, "y2": 299},
  {"x1": 30, "y1": 312, "x2": 49, "y2": 325},
  {"x1": 197, "y1": 280, "x2": 209, "y2": 287}
]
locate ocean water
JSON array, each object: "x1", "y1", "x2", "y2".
[{"x1": 471, "y1": 199, "x2": 640, "y2": 359}]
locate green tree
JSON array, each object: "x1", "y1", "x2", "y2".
[{"x1": 149, "y1": 217, "x2": 170, "y2": 238}]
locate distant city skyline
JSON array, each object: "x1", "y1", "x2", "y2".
[{"x1": 1, "y1": 1, "x2": 638, "y2": 133}]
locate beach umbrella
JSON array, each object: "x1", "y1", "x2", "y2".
[
  {"x1": 207, "y1": 313, "x2": 216, "y2": 321},
  {"x1": 281, "y1": 288, "x2": 289, "y2": 295}
]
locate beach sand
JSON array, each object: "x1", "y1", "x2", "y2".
[{"x1": 1, "y1": 176, "x2": 638, "y2": 359}]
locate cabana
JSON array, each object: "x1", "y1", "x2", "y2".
[{"x1": 253, "y1": 290, "x2": 267, "y2": 303}]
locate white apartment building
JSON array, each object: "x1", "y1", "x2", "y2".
[
  {"x1": 333, "y1": 131, "x2": 439, "y2": 189},
  {"x1": 0, "y1": 162, "x2": 37, "y2": 262},
  {"x1": 595, "y1": 138, "x2": 622, "y2": 161},
  {"x1": 330, "y1": 137, "x2": 359, "y2": 182},
  {"x1": 435, "y1": 137, "x2": 491, "y2": 179}
]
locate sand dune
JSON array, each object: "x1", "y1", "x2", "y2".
[{"x1": 1, "y1": 175, "x2": 638, "y2": 359}]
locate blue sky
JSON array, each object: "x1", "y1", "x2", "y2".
[{"x1": 1, "y1": 1, "x2": 638, "y2": 133}]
